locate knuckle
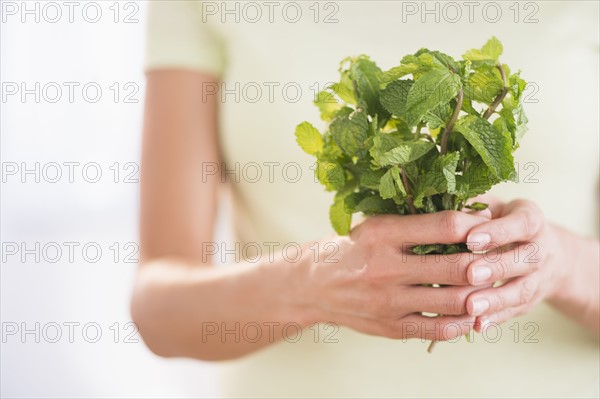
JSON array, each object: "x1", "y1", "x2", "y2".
[
  {"x1": 447, "y1": 290, "x2": 468, "y2": 314},
  {"x1": 440, "y1": 211, "x2": 463, "y2": 240},
  {"x1": 527, "y1": 256, "x2": 542, "y2": 272},
  {"x1": 493, "y1": 292, "x2": 506, "y2": 310},
  {"x1": 519, "y1": 279, "x2": 535, "y2": 304},
  {"x1": 355, "y1": 217, "x2": 384, "y2": 247},
  {"x1": 515, "y1": 200, "x2": 544, "y2": 238},
  {"x1": 495, "y1": 257, "x2": 512, "y2": 280},
  {"x1": 494, "y1": 223, "x2": 510, "y2": 243},
  {"x1": 444, "y1": 259, "x2": 464, "y2": 285}
]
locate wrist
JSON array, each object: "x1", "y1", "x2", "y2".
[
  {"x1": 256, "y1": 245, "x2": 324, "y2": 328},
  {"x1": 544, "y1": 224, "x2": 571, "y2": 303}
]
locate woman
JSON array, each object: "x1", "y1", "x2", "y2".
[{"x1": 131, "y1": 1, "x2": 599, "y2": 397}]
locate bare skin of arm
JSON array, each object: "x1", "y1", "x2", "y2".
[{"x1": 132, "y1": 70, "x2": 314, "y2": 360}]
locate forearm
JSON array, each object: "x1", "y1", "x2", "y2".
[
  {"x1": 131, "y1": 256, "x2": 316, "y2": 361},
  {"x1": 547, "y1": 224, "x2": 600, "y2": 335}
]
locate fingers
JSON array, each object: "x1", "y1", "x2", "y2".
[
  {"x1": 466, "y1": 199, "x2": 545, "y2": 251},
  {"x1": 400, "y1": 251, "x2": 485, "y2": 285},
  {"x1": 404, "y1": 285, "x2": 482, "y2": 315},
  {"x1": 466, "y1": 276, "x2": 539, "y2": 317},
  {"x1": 466, "y1": 243, "x2": 543, "y2": 285},
  {"x1": 353, "y1": 211, "x2": 492, "y2": 247}
]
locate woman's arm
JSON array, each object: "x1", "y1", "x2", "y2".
[{"x1": 132, "y1": 70, "x2": 313, "y2": 360}]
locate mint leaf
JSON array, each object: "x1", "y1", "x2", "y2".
[
  {"x1": 295, "y1": 37, "x2": 528, "y2": 241},
  {"x1": 465, "y1": 202, "x2": 489, "y2": 211},
  {"x1": 370, "y1": 135, "x2": 435, "y2": 166},
  {"x1": 423, "y1": 103, "x2": 453, "y2": 129},
  {"x1": 330, "y1": 193, "x2": 352, "y2": 235},
  {"x1": 316, "y1": 161, "x2": 345, "y2": 191},
  {"x1": 355, "y1": 194, "x2": 397, "y2": 214},
  {"x1": 379, "y1": 166, "x2": 402, "y2": 199},
  {"x1": 463, "y1": 36, "x2": 503, "y2": 62},
  {"x1": 332, "y1": 65, "x2": 357, "y2": 104},
  {"x1": 381, "y1": 63, "x2": 422, "y2": 84},
  {"x1": 454, "y1": 115, "x2": 515, "y2": 181},
  {"x1": 350, "y1": 56, "x2": 386, "y2": 117},
  {"x1": 456, "y1": 158, "x2": 497, "y2": 198},
  {"x1": 295, "y1": 122, "x2": 324, "y2": 155},
  {"x1": 405, "y1": 68, "x2": 461, "y2": 127},
  {"x1": 380, "y1": 80, "x2": 413, "y2": 117},
  {"x1": 314, "y1": 91, "x2": 342, "y2": 122},
  {"x1": 414, "y1": 48, "x2": 459, "y2": 72},
  {"x1": 413, "y1": 152, "x2": 460, "y2": 207},
  {"x1": 359, "y1": 168, "x2": 386, "y2": 190},
  {"x1": 464, "y1": 64, "x2": 504, "y2": 104},
  {"x1": 330, "y1": 109, "x2": 369, "y2": 158}
]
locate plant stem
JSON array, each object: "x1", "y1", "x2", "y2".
[
  {"x1": 440, "y1": 88, "x2": 464, "y2": 155},
  {"x1": 415, "y1": 122, "x2": 423, "y2": 140},
  {"x1": 400, "y1": 166, "x2": 417, "y2": 214},
  {"x1": 482, "y1": 63, "x2": 509, "y2": 120},
  {"x1": 427, "y1": 341, "x2": 437, "y2": 353}
]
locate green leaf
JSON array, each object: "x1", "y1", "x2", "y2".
[
  {"x1": 370, "y1": 134, "x2": 435, "y2": 166},
  {"x1": 414, "y1": 48, "x2": 459, "y2": 72},
  {"x1": 350, "y1": 57, "x2": 386, "y2": 117},
  {"x1": 330, "y1": 109, "x2": 369, "y2": 158},
  {"x1": 380, "y1": 80, "x2": 414, "y2": 118},
  {"x1": 381, "y1": 63, "x2": 421, "y2": 84},
  {"x1": 405, "y1": 68, "x2": 461, "y2": 127},
  {"x1": 454, "y1": 115, "x2": 515, "y2": 180},
  {"x1": 463, "y1": 36, "x2": 503, "y2": 62},
  {"x1": 507, "y1": 72, "x2": 527, "y2": 103},
  {"x1": 464, "y1": 64, "x2": 504, "y2": 104},
  {"x1": 314, "y1": 91, "x2": 342, "y2": 122},
  {"x1": 316, "y1": 161, "x2": 345, "y2": 191},
  {"x1": 332, "y1": 67, "x2": 357, "y2": 104},
  {"x1": 354, "y1": 193, "x2": 398, "y2": 214},
  {"x1": 330, "y1": 194, "x2": 352, "y2": 235},
  {"x1": 413, "y1": 152, "x2": 460, "y2": 207},
  {"x1": 412, "y1": 243, "x2": 470, "y2": 255},
  {"x1": 380, "y1": 52, "x2": 447, "y2": 84},
  {"x1": 359, "y1": 168, "x2": 386, "y2": 190},
  {"x1": 295, "y1": 122, "x2": 324, "y2": 155},
  {"x1": 465, "y1": 202, "x2": 489, "y2": 211},
  {"x1": 379, "y1": 166, "x2": 401, "y2": 199},
  {"x1": 456, "y1": 157, "x2": 497, "y2": 198},
  {"x1": 423, "y1": 103, "x2": 453, "y2": 129}
]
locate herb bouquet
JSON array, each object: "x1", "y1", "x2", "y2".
[{"x1": 295, "y1": 37, "x2": 528, "y2": 255}]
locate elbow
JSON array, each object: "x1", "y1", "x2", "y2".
[
  {"x1": 130, "y1": 260, "x2": 261, "y2": 362},
  {"x1": 130, "y1": 269, "x2": 180, "y2": 359}
]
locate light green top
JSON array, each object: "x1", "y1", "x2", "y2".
[{"x1": 145, "y1": 1, "x2": 600, "y2": 397}]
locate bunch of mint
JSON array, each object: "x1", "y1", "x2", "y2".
[{"x1": 295, "y1": 37, "x2": 528, "y2": 255}]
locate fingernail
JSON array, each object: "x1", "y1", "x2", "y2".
[
  {"x1": 467, "y1": 233, "x2": 491, "y2": 250},
  {"x1": 471, "y1": 299, "x2": 490, "y2": 316},
  {"x1": 471, "y1": 266, "x2": 492, "y2": 284}
]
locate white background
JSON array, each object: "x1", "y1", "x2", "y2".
[{"x1": 1, "y1": 1, "x2": 219, "y2": 397}]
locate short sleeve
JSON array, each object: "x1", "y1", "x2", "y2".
[{"x1": 144, "y1": 1, "x2": 226, "y2": 77}]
